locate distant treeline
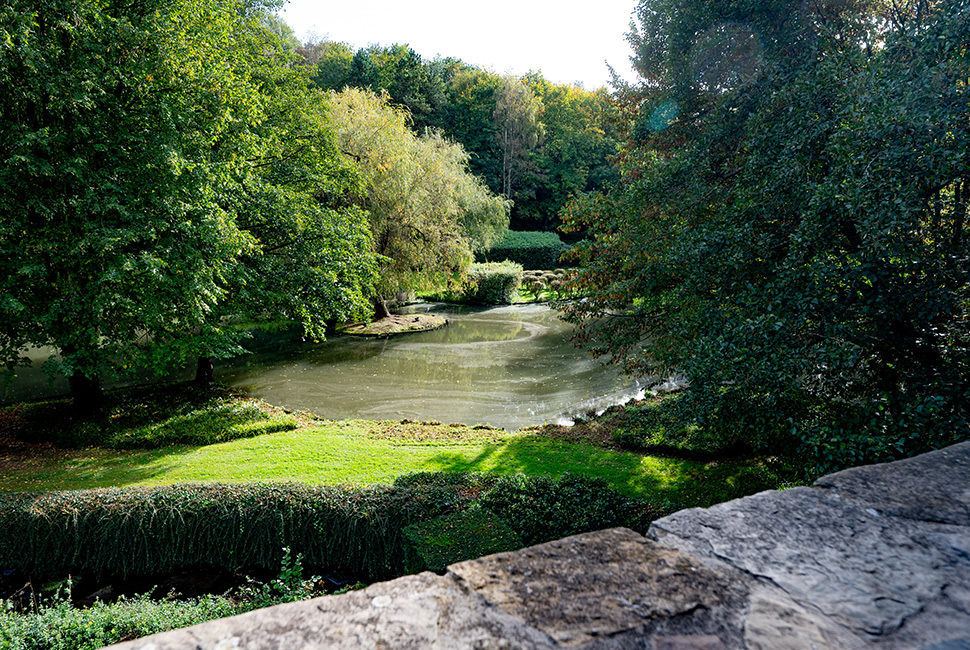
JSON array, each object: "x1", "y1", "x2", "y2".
[{"x1": 297, "y1": 40, "x2": 621, "y2": 233}]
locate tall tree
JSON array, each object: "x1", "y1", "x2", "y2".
[
  {"x1": 444, "y1": 68, "x2": 503, "y2": 192},
  {"x1": 517, "y1": 73, "x2": 620, "y2": 231},
  {"x1": 493, "y1": 75, "x2": 544, "y2": 200},
  {"x1": 561, "y1": 0, "x2": 970, "y2": 471},
  {"x1": 327, "y1": 88, "x2": 509, "y2": 318},
  {"x1": 0, "y1": 0, "x2": 375, "y2": 404}
]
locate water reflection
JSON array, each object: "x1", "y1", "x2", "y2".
[
  {"x1": 220, "y1": 304, "x2": 645, "y2": 430},
  {"x1": 2, "y1": 304, "x2": 647, "y2": 430}
]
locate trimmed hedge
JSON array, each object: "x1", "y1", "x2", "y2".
[
  {"x1": 403, "y1": 508, "x2": 521, "y2": 572},
  {"x1": 463, "y1": 261, "x2": 523, "y2": 305},
  {"x1": 0, "y1": 482, "x2": 470, "y2": 581},
  {"x1": 0, "y1": 473, "x2": 665, "y2": 585},
  {"x1": 477, "y1": 231, "x2": 566, "y2": 270},
  {"x1": 479, "y1": 473, "x2": 648, "y2": 546}
]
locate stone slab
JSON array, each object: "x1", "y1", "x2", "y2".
[
  {"x1": 109, "y1": 571, "x2": 557, "y2": 650},
  {"x1": 449, "y1": 527, "x2": 749, "y2": 647},
  {"x1": 814, "y1": 441, "x2": 970, "y2": 526},
  {"x1": 649, "y1": 486, "x2": 951, "y2": 637}
]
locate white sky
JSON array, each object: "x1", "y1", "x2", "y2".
[{"x1": 276, "y1": 0, "x2": 640, "y2": 89}]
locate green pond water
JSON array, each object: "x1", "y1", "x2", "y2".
[
  {"x1": 219, "y1": 304, "x2": 647, "y2": 429},
  {"x1": 4, "y1": 304, "x2": 650, "y2": 430}
]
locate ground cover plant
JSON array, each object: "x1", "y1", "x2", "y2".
[{"x1": 0, "y1": 549, "x2": 343, "y2": 650}]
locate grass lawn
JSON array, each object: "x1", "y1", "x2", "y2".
[
  {"x1": 0, "y1": 384, "x2": 800, "y2": 507},
  {"x1": 0, "y1": 422, "x2": 794, "y2": 510}
]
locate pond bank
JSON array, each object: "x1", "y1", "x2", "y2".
[{"x1": 339, "y1": 314, "x2": 447, "y2": 338}]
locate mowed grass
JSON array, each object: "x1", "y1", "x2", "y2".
[
  {"x1": 0, "y1": 384, "x2": 799, "y2": 507},
  {"x1": 0, "y1": 419, "x2": 790, "y2": 507}
]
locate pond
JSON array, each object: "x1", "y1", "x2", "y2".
[
  {"x1": 3, "y1": 304, "x2": 649, "y2": 430},
  {"x1": 219, "y1": 303, "x2": 646, "y2": 430}
]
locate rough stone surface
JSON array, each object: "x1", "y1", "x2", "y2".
[
  {"x1": 814, "y1": 441, "x2": 970, "y2": 526},
  {"x1": 110, "y1": 572, "x2": 558, "y2": 649},
  {"x1": 649, "y1": 486, "x2": 950, "y2": 636},
  {"x1": 109, "y1": 442, "x2": 970, "y2": 649},
  {"x1": 449, "y1": 527, "x2": 749, "y2": 647}
]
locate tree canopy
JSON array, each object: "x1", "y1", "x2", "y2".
[
  {"x1": 304, "y1": 43, "x2": 619, "y2": 234},
  {"x1": 326, "y1": 88, "x2": 509, "y2": 316},
  {"x1": 561, "y1": 0, "x2": 970, "y2": 471},
  {"x1": 0, "y1": 0, "x2": 376, "y2": 402}
]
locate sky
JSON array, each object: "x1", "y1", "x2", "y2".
[{"x1": 276, "y1": 0, "x2": 641, "y2": 89}]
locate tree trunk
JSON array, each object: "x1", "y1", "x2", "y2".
[
  {"x1": 195, "y1": 355, "x2": 215, "y2": 386},
  {"x1": 372, "y1": 295, "x2": 390, "y2": 320},
  {"x1": 953, "y1": 178, "x2": 966, "y2": 250},
  {"x1": 69, "y1": 371, "x2": 104, "y2": 410}
]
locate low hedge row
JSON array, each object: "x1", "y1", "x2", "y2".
[
  {"x1": 476, "y1": 231, "x2": 567, "y2": 270},
  {"x1": 1, "y1": 474, "x2": 664, "y2": 583},
  {"x1": 0, "y1": 482, "x2": 469, "y2": 581}
]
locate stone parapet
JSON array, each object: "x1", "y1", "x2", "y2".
[{"x1": 110, "y1": 442, "x2": 970, "y2": 649}]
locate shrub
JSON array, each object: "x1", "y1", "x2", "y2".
[
  {"x1": 0, "y1": 549, "x2": 342, "y2": 650},
  {"x1": 462, "y1": 262, "x2": 523, "y2": 305},
  {"x1": 478, "y1": 473, "x2": 645, "y2": 546},
  {"x1": 0, "y1": 482, "x2": 474, "y2": 582},
  {"x1": 0, "y1": 591, "x2": 242, "y2": 650},
  {"x1": 403, "y1": 508, "x2": 521, "y2": 573},
  {"x1": 9, "y1": 384, "x2": 298, "y2": 450},
  {"x1": 393, "y1": 471, "x2": 498, "y2": 494},
  {"x1": 476, "y1": 231, "x2": 566, "y2": 270}
]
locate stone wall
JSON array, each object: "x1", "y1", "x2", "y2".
[{"x1": 110, "y1": 442, "x2": 970, "y2": 649}]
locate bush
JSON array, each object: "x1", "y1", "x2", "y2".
[
  {"x1": 462, "y1": 262, "x2": 523, "y2": 305},
  {"x1": 0, "y1": 591, "x2": 241, "y2": 650},
  {"x1": 478, "y1": 473, "x2": 646, "y2": 546},
  {"x1": 476, "y1": 231, "x2": 566, "y2": 270},
  {"x1": 8, "y1": 384, "x2": 298, "y2": 450},
  {"x1": 0, "y1": 482, "x2": 475, "y2": 582},
  {"x1": 0, "y1": 549, "x2": 340, "y2": 650},
  {"x1": 403, "y1": 508, "x2": 521, "y2": 573}
]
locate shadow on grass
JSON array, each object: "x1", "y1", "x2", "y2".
[
  {"x1": 418, "y1": 438, "x2": 674, "y2": 498},
  {"x1": 0, "y1": 445, "x2": 196, "y2": 492},
  {"x1": 418, "y1": 437, "x2": 800, "y2": 507}
]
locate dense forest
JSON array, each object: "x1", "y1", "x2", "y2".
[{"x1": 294, "y1": 38, "x2": 621, "y2": 233}]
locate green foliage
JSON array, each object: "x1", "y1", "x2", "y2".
[
  {"x1": 562, "y1": 0, "x2": 970, "y2": 472},
  {"x1": 607, "y1": 393, "x2": 748, "y2": 457},
  {"x1": 518, "y1": 74, "x2": 620, "y2": 231},
  {"x1": 0, "y1": 0, "x2": 376, "y2": 403},
  {"x1": 0, "y1": 589, "x2": 241, "y2": 650},
  {"x1": 462, "y1": 262, "x2": 524, "y2": 305},
  {"x1": 0, "y1": 548, "x2": 341, "y2": 649},
  {"x1": 327, "y1": 88, "x2": 509, "y2": 305},
  {"x1": 234, "y1": 547, "x2": 322, "y2": 609},
  {"x1": 478, "y1": 473, "x2": 645, "y2": 546},
  {"x1": 392, "y1": 471, "x2": 498, "y2": 494},
  {"x1": 304, "y1": 44, "x2": 619, "y2": 233},
  {"x1": 403, "y1": 508, "x2": 521, "y2": 572},
  {"x1": 6, "y1": 384, "x2": 297, "y2": 449},
  {"x1": 0, "y1": 482, "x2": 474, "y2": 581},
  {"x1": 477, "y1": 231, "x2": 566, "y2": 270}
]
